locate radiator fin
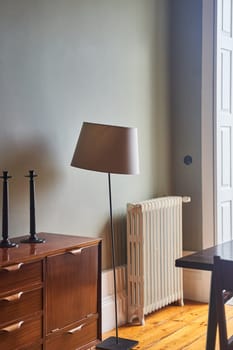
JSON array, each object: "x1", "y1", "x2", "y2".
[{"x1": 127, "y1": 196, "x2": 184, "y2": 324}]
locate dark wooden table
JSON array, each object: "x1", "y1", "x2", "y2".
[{"x1": 176, "y1": 240, "x2": 233, "y2": 350}]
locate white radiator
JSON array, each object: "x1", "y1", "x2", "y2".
[{"x1": 127, "y1": 196, "x2": 188, "y2": 324}]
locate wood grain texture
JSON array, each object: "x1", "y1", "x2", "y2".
[
  {"x1": 0, "y1": 287, "x2": 42, "y2": 325},
  {"x1": 0, "y1": 233, "x2": 102, "y2": 350},
  {"x1": 0, "y1": 232, "x2": 100, "y2": 266},
  {"x1": 46, "y1": 317, "x2": 98, "y2": 350},
  {"x1": 46, "y1": 245, "x2": 99, "y2": 333},
  {"x1": 103, "y1": 301, "x2": 233, "y2": 349},
  {"x1": 0, "y1": 261, "x2": 42, "y2": 295},
  {"x1": 0, "y1": 315, "x2": 42, "y2": 350}
]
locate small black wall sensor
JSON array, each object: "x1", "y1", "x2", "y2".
[{"x1": 184, "y1": 155, "x2": 192, "y2": 165}]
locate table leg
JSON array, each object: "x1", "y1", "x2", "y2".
[{"x1": 206, "y1": 272, "x2": 217, "y2": 350}]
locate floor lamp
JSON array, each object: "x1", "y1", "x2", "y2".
[{"x1": 71, "y1": 122, "x2": 139, "y2": 350}]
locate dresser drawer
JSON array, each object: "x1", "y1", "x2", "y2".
[
  {"x1": 46, "y1": 317, "x2": 99, "y2": 350},
  {"x1": 0, "y1": 315, "x2": 42, "y2": 350},
  {"x1": 0, "y1": 261, "x2": 42, "y2": 294},
  {"x1": 19, "y1": 344, "x2": 42, "y2": 350},
  {"x1": 46, "y1": 245, "x2": 99, "y2": 333},
  {"x1": 0, "y1": 287, "x2": 42, "y2": 325}
]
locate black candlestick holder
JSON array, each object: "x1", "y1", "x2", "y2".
[
  {"x1": 0, "y1": 171, "x2": 17, "y2": 248},
  {"x1": 21, "y1": 170, "x2": 45, "y2": 244}
]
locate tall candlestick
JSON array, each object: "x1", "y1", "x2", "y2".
[
  {"x1": 0, "y1": 171, "x2": 17, "y2": 248},
  {"x1": 21, "y1": 170, "x2": 45, "y2": 243}
]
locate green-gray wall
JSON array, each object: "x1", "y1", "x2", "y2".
[
  {"x1": 170, "y1": 0, "x2": 203, "y2": 251},
  {"x1": 0, "y1": 0, "x2": 172, "y2": 268}
]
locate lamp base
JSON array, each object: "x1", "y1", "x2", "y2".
[
  {"x1": 21, "y1": 235, "x2": 45, "y2": 244},
  {"x1": 96, "y1": 337, "x2": 138, "y2": 350},
  {"x1": 0, "y1": 239, "x2": 18, "y2": 248}
]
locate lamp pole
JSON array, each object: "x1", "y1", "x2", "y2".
[
  {"x1": 96, "y1": 174, "x2": 138, "y2": 350},
  {"x1": 108, "y1": 173, "x2": 119, "y2": 343}
]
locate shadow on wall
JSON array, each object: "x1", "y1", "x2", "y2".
[
  {"x1": 100, "y1": 213, "x2": 127, "y2": 270},
  {"x1": 0, "y1": 137, "x2": 60, "y2": 229}
]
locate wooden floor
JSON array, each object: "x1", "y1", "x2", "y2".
[{"x1": 102, "y1": 300, "x2": 233, "y2": 349}]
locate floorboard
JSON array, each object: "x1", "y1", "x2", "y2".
[{"x1": 101, "y1": 300, "x2": 233, "y2": 349}]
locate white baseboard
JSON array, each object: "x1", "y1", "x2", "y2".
[
  {"x1": 183, "y1": 268, "x2": 211, "y2": 302},
  {"x1": 101, "y1": 254, "x2": 211, "y2": 333},
  {"x1": 182, "y1": 250, "x2": 211, "y2": 303},
  {"x1": 102, "y1": 265, "x2": 127, "y2": 333}
]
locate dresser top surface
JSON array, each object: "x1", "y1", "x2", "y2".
[{"x1": 0, "y1": 233, "x2": 101, "y2": 266}]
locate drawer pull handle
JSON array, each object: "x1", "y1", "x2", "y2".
[
  {"x1": 0, "y1": 292, "x2": 23, "y2": 302},
  {"x1": 0, "y1": 321, "x2": 24, "y2": 333},
  {"x1": 2, "y1": 263, "x2": 23, "y2": 272},
  {"x1": 67, "y1": 323, "x2": 86, "y2": 334},
  {"x1": 69, "y1": 248, "x2": 83, "y2": 255},
  {"x1": 51, "y1": 328, "x2": 60, "y2": 333}
]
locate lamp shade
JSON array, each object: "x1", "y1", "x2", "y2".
[{"x1": 71, "y1": 122, "x2": 140, "y2": 175}]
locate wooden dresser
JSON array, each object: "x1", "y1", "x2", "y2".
[{"x1": 0, "y1": 232, "x2": 102, "y2": 350}]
